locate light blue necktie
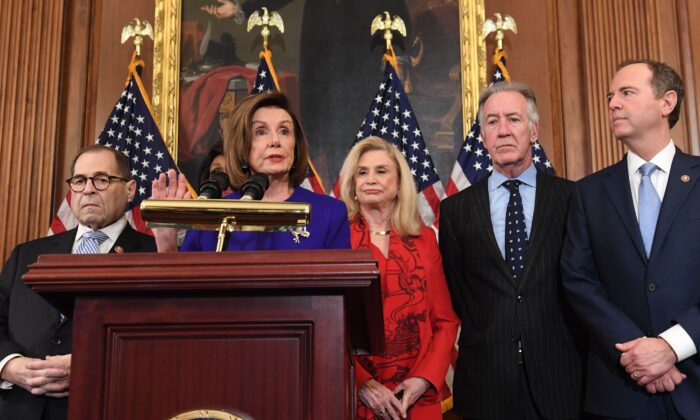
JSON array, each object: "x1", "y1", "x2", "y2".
[
  {"x1": 75, "y1": 230, "x2": 109, "y2": 254},
  {"x1": 638, "y1": 163, "x2": 661, "y2": 257}
]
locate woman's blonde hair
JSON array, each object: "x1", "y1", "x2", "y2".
[
  {"x1": 223, "y1": 92, "x2": 310, "y2": 189},
  {"x1": 339, "y1": 136, "x2": 422, "y2": 237}
]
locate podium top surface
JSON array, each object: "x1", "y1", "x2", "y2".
[{"x1": 24, "y1": 249, "x2": 378, "y2": 293}]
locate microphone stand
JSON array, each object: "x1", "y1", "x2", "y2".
[{"x1": 216, "y1": 216, "x2": 238, "y2": 253}]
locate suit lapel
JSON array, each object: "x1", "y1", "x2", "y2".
[
  {"x1": 519, "y1": 172, "x2": 555, "y2": 289},
  {"x1": 603, "y1": 158, "x2": 647, "y2": 262},
  {"x1": 471, "y1": 179, "x2": 514, "y2": 284},
  {"x1": 649, "y1": 150, "x2": 700, "y2": 261},
  {"x1": 51, "y1": 229, "x2": 78, "y2": 254},
  {"x1": 110, "y1": 223, "x2": 148, "y2": 253}
]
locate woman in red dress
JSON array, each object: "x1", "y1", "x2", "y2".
[{"x1": 339, "y1": 136, "x2": 459, "y2": 420}]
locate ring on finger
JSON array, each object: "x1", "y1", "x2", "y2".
[
  {"x1": 631, "y1": 371, "x2": 639, "y2": 380},
  {"x1": 377, "y1": 408, "x2": 387, "y2": 416}
]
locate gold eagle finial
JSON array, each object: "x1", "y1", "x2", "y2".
[
  {"x1": 481, "y1": 13, "x2": 517, "y2": 51},
  {"x1": 121, "y1": 18, "x2": 154, "y2": 57},
  {"x1": 370, "y1": 11, "x2": 407, "y2": 53},
  {"x1": 247, "y1": 7, "x2": 285, "y2": 50}
]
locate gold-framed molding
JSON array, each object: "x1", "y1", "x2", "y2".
[
  {"x1": 153, "y1": 0, "x2": 486, "y2": 157},
  {"x1": 153, "y1": 0, "x2": 181, "y2": 161},
  {"x1": 459, "y1": 0, "x2": 487, "y2": 138}
]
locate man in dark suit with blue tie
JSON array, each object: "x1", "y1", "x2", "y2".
[
  {"x1": 440, "y1": 82, "x2": 583, "y2": 419},
  {"x1": 562, "y1": 60, "x2": 699, "y2": 419},
  {"x1": 0, "y1": 145, "x2": 156, "y2": 420}
]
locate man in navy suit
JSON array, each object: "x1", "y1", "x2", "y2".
[
  {"x1": 562, "y1": 60, "x2": 699, "y2": 419},
  {"x1": 0, "y1": 145, "x2": 156, "y2": 420}
]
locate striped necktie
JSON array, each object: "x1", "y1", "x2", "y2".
[{"x1": 75, "y1": 230, "x2": 109, "y2": 254}]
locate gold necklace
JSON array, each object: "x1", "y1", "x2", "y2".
[{"x1": 370, "y1": 229, "x2": 390, "y2": 236}]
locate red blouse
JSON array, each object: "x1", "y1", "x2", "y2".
[{"x1": 351, "y1": 216, "x2": 459, "y2": 419}]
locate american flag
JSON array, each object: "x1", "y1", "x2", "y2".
[
  {"x1": 251, "y1": 49, "x2": 326, "y2": 193},
  {"x1": 48, "y1": 56, "x2": 178, "y2": 235},
  {"x1": 250, "y1": 51, "x2": 277, "y2": 94},
  {"x1": 445, "y1": 49, "x2": 554, "y2": 196},
  {"x1": 332, "y1": 60, "x2": 445, "y2": 227}
]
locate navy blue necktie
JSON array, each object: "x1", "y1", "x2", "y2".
[{"x1": 504, "y1": 180, "x2": 528, "y2": 281}]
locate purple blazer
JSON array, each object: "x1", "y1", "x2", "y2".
[{"x1": 181, "y1": 186, "x2": 350, "y2": 251}]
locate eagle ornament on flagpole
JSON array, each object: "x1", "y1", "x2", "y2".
[{"x1": 247, "y1": 6, "x2": 285, "y2": 51}]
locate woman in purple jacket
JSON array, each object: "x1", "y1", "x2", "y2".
[{"x1": 152, "y1": 92, "x2": 349, "y2": 251}]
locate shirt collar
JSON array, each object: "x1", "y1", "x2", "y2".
[
  {"x1": 627, "y1": 139, "x2": 675, "y2": 177},
  {"x1": 75, "y1": 217, "x2": 127, "y2": 244},
  {"x1": 488, "y1": 163, "x2": 537, "y2": 192}
]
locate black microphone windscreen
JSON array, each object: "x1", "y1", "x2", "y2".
[{"x1": 240, "y1": 173, "x2": 270, "y2": 200}]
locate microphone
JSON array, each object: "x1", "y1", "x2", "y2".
[
  {"x1": 240, "y1": 173, "x2": 269, "y2": 201},
  {"x1": 198, "y1": 171, "x2": 231, "y2": 200}
]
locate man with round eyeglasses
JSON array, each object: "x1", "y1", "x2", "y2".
[{"x1": 0, "y1": 145, "x2": 156, "y2": 420}]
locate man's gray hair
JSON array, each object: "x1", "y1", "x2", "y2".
[{"x1": 477, "y1": 82, "x2": 540, "y2": 128}]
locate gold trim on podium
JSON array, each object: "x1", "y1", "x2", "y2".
[{"x1": 169, "y1": 408, "x2": 251, "y2": 420}]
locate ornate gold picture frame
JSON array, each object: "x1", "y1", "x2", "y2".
[{"x1": 153, "y1": 0, "x2": 485, "y2": 185}]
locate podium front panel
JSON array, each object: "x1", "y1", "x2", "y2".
[
  {"x1": 25, "y1": 250, "x2": 382, "y2": 420},
  {"x1": 69, "y1": 295, "x2": 347, "y2": 420}
]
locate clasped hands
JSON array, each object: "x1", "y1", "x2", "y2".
[
  {"x1": 616, "y1": 337, "x2": 685, "y2": 394},
  {"x1": 358, "y1": 377, "x2": 430, "y2": 419},
  {"x1": 1, "y1": 354, "x2": 71, "y2": 398}
]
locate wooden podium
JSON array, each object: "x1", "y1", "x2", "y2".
[{"x1": 24, "y1": 250, "x2": 383, "y2": 420}]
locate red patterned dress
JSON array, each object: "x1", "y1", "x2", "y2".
[{"x1": 351, "y1": 215, "x2": 459, "y2": 419}]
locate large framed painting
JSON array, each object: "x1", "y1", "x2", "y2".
[{"x1": 153, "y1": 0, "x2": 486, "y2": 189}]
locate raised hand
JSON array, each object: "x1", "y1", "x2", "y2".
[{"x1": 150, "y1": 169, "x2": 191, "y2": 252}]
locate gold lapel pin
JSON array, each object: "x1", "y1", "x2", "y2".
[
  {"x1": 681, "y1": 175, "x2": 690, "y2": 183},
  {"x1": 114, "y1": 246, "x2": 125, "y2": 254}
]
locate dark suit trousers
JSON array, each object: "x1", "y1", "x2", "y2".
[
  {"x1": 586, "y1": 395, "x2": 683, "y2": 420},
  {"x1": 460, "y1": 364, "x2": 545, "y2": 420}
]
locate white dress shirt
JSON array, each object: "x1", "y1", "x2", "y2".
[{"x1": 627, "y1": 140, "x2": 697, "y2": 362}]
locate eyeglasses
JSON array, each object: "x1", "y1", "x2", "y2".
[{"x1": 65, "y1": 174, "x2": 130, "y2": 192}]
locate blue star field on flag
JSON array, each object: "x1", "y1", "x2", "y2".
[
  {"x1": 251, "y1": 56, "x2": 277, "y2": 94},
  {"x1": 96, "y1": 66, "x2": 178, "y2": 209}
]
